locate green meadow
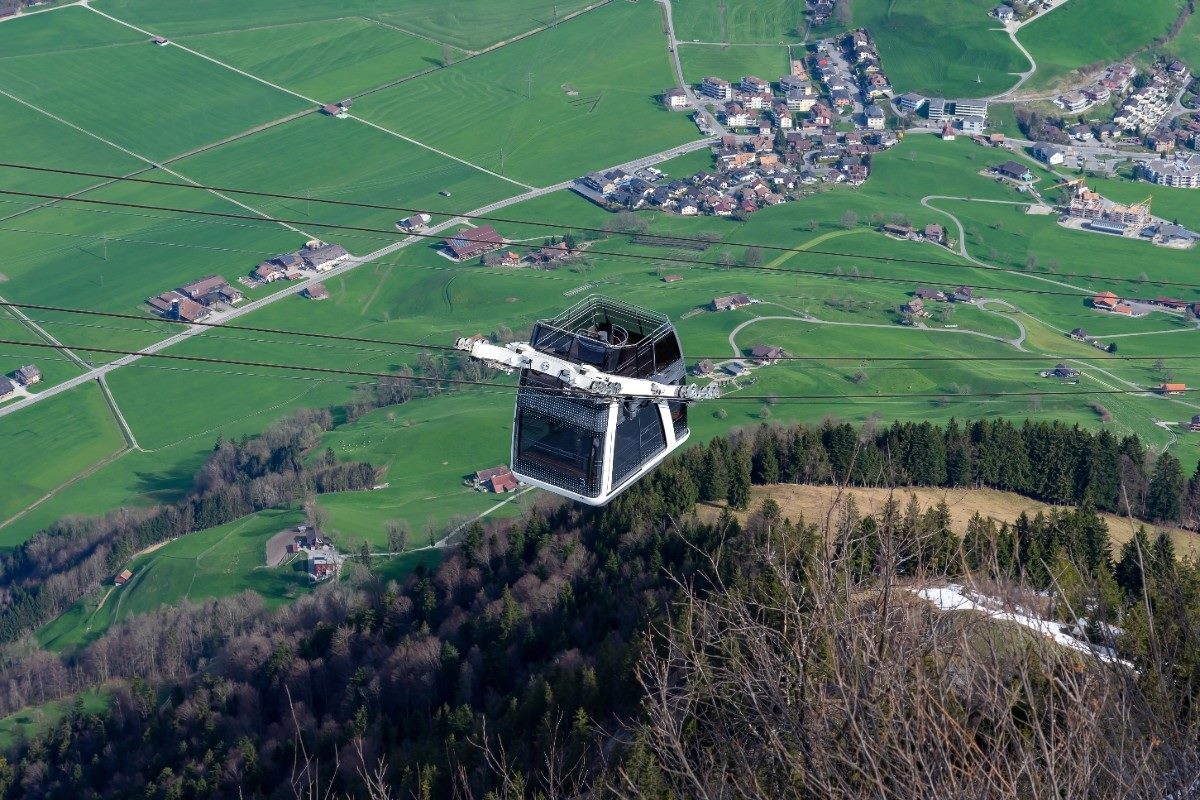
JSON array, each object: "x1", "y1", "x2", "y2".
[
  {"x1": 1018, "y1": 0, "x2": 1186, "y2": 90},
  {"x1": 176, "y1": 18, "x2": 450, "y2": 100},
  {"x1": 677, "y1": 43, "x2": 791, "y2": 85},
  {"x1": 37, "y1": 507, "x2": 311, "y2": 650},
  {"x1": 96, "y1": 0, "x2": 597, "y2": 51},
  {"x1": 0, "y1": 8, "x2": 308, "y2": 161},
  {"x1": 0, "y1": 688, "x2": 111, "y2": 750},
  {"x1": 0, "y1": 383, "x2": 126, "y2": 542},
  {"x1": 672, "y1": 0, "x2": 807, "y2": 44},
  {"x1": 355, "y1": 0, "x2": 698, "y2": 185},
  {"x1": 857, "y1": 0, "x2": 1027, "y2": 97}
]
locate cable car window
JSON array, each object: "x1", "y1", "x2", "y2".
[
  {"x1": 653, "y1": 333, "x2": 682, "y2": 372},
  {"x1": 515, "y1": 408, "x2": 603, "y2": 497},
  {"x1": 668, "y1": 400, "x2": 688, "y2": 441},
  {"x1": 611, "y1": 401, "x2": 667, "y2": 487}
]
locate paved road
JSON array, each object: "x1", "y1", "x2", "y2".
[
  {"x1": 0, "y1": 138, "x2": 714, "y2": 421},
  {"x1": 658, "y1": 0, "x2": 726, "y2": 135}
]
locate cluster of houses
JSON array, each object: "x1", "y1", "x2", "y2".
[
  {"x1": 1053, "y1": 63, "x2": 1133, "y2": 113},
  {"x1": 285, "y1": 527, "x2": 338, "y2": 581},
  {"x1": 252, "y1": 241, "x2": 350, "y2": 284},
  {"x1": 692, "y1": 344, "x2": 786, "y2": 382},
  {"x1": 990, "y1": 1, "x2": 1058, "y2": 24},
  {"x1": 147, "y1": 275, "x2": 244, "y2": 323},
  {"x1": 467, "y1": 465, "x2": 519, "y2": 494},
  {"x1": 1109, "y1": 62, "x2": 1191, "y2": 135},
  {"x1": 576, "y1": 126, "x2": 896, "y2": 218},
  {"x1": 0, "y1": 363, "x2": 40, "y2": 401},
  {"x1": 900, "y1": 286, "x2": 975, "y2": 318},
  {"x1": 836, "y1": 30, "x2": 893, "y2": 105}
]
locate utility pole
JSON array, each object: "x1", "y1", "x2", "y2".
[{"x1": 101, "y1": 232, "x2": 108, "y2": 261}]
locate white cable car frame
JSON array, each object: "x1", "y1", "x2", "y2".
[{"x1": 455, "y1": 296, "x2": 718, "y2": 505}]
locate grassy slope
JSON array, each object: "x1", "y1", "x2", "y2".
[
  {"x1": 1164, "y1": 7, "x2": 1200, "y2": 68},
  {"x1": 0, "y1": 8, "x2": 308, "y2": 161},
  {"x1": 730, "y1": 484, "x2": 1200, "y2": 556},
  {"x1": 37, "y1": 507, "x2": 311, "y2": 650},
  {"x1": 0, "y1": 382, "x2": 126, "y2": 543},
  {"x1": 856, "y1": 0, "x2": 1027, "y2": 97},
  {"x1": 677, "y1": 43, "x2": 790, "y2": 85},
  {"x1": 672, "y1": 0, "x2": 807, "y2": 44},
  {"x1": 1018, "y1": 0, "x2": 1185, "y2": 91},
  {"x1": 355, "y1": 0, "x2": 698, "y2": 185},
  {"x1": 0, "y1": 688, "x2": 111, "y2": 750},
  {"x1": 95, "y1": 0, "x2": 596, "y2": 50}
]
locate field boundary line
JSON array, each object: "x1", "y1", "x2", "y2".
[
  {"x1": 0, "y1": 446, "x2": 130, "y2": 534},
  {"x1": 96, "y1": 376, "x2": 140, "y2": 450},
  {"x1": 0, "y1": 86, "x2": 315, "y2": 238}
]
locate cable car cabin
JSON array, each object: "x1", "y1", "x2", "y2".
[{"x1": 456, "y1": 296, "x2": 717, "y2": 506}]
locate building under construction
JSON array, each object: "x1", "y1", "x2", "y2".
[{"x1": 1063, "y1": 182, "x2": 1150, "y2": 227}]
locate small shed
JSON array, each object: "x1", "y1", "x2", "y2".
[{"x1": 115, "y1": 569, "x2": 133, "y2": 585}]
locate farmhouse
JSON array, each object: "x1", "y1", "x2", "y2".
[
  {"x1": 1070, "y1": 327, "x2": 1089, "y2": 340},
  {"x1": 749, "y1": 345, "x2": 785, "y2": 364},
  {"x1": 179, "y1": 275, "x2": 243, "y2": 306},
  {"x1": 712, "y1": 293, "x2": 752, "y2": 312},
  {"x1": 924, "y1": 224, "x2": 944, "y2": 244},
  {"x1": 309, "y1": 554, "x2": 333, "y2": 581},
  {"x1": 693, "y1": 359, "x2": 715, "y2": 376},
  {"x1": 1189, "y1": 415, "x2": 1200, "y2": 432},
  {"x1": 902, "y1": 297, "x2": 925, "y2": 315},
  {"x1": 882, "y1": 223, "x2": 913, "y2": 238},
  {"x1": 1092, "y1": 291, "x2": 1120, "y2": 310},
  {"x1": 914, "y1": 287, "x2": 946, "y2": 301},
  {"x1": 1042, "y1": 363, "x2": 1081, "y2": 380},
  {"x1": 993, "y1": 4, "x2": 1014, "y2": 21},
  {"x1": 951, "y1": 286, "x2": 975, "y2": 303},
  {"x1": 994, "y1": 161, "x2": 1032, "y2": 182},
  {"x1": 1157, "y1": 383, "x2": 1187, "y2": 395},
  {"x1": 114, "y1": 569, "x2": 133, "y2": 586},
  {"x1": 398, "y1": 212, "x2": 432, "y2": 231},
  {"x1": 444, "y1": 225, "x2": 505, "y2": 260},
  {"x1": 11, "y1": 364, "x2": 40, "y2": 386},
  {"x1": 0, "y1": 377, "x2": 14, "y2": 401},
  {"x1": 470, "y1": 465, "x2": 518, "y2": 493},
  {"x1": 301, "y1": 242, "x2": 350, "y2": 271},
  {"x1": 253, "y1": 261, "x2": 287, "y2": 283},
  {"x1": 304, "y1": 283, "x2": 330, "y2": 300}
]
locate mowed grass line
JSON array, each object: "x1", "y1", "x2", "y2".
[
  {"x1": 857, "y1": 0, "x2": 1027, "y2": 97},
  {"x1": 355, "y1": 0, "x2": 697, "y2": 185},
  {"x1": 0, "y1": 382, "x2": 127, "y2": 542},
  {"x1": 95, "y1": 0, "x2": 597, "y2": 52},
  {"x1": 0, "y1": 7, "x2": 309, "y2": 160},
  {"x1": 1018, "y1": 0, "x2": 1186, "y2": 90},
  {"x1": 176, "y1": 17, "x2": 452, "y2": 100}
]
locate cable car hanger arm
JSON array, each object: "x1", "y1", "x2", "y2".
[{"x1": 455, "y1": 337, "x2": 719, "y2": 402}]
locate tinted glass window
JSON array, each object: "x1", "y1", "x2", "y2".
[
  {"x1": 515, "y1": 408, "x2": 603, "y2": 497},
  {"x1": 611, "y1": 401, "x2": 667, "y2": 487}
]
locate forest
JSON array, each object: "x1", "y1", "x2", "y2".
[{"x1": 1, "y1": 415, "x2": 1200, "y2": 798}]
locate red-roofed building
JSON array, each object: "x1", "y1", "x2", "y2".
[
  {"x1": 1092, "y1": 291, "x2": 1120, "y2": 310},
  {"x1": 444, "y1": 225, "x2": 504, "y2": 260},
  {"x1": 1158, "y1": 383, "x2": 1187, "y2": 395}
]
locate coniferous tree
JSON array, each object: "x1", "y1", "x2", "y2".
[
  {"x1": 1115, "y1": 527, "x2": 1153, "y2": 599},
  {"x1": 700, "y1": 440, "x2": 729, "y2": 502},
  {"x1": 944, "y1": 418, "x2": 972, "y2": 487},
  {"x1": 727, "y1": 443, "x2": 752, "y2": 511},
  {"x1": 1147, "y1": 453, "x2": 1186, "y2": 524}
]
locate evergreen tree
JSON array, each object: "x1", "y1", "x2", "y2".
[
  {"x1": 727, "y1": 443, "x2": 752, "y2": 511},
  {"x1": 1115, "y1": 527, "x2": 1152, "y2": 599},
  {"x1": 944, "y1": 418, "x2": 972, "y2": 487},
  {"x1": 1147, "y1": 453, "x2": 1186, "y2": 524},
  {"x1": 700, "y1": 441, "x2": 729, "y2": 502}
]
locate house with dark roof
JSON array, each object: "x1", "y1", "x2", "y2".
[
  {"x1": 914, "y1": 288, "x2": 946, "y2": 301},
  {"x1": 12, "y1": 365, "x2": 40, "y2": 386},
  {"x1": 994, "y1": 161, "x2": 1033, "y2": 181},
  {"x1": 1070, "y1": 327, "x2": 1089, "y2": 340},
  {"x1": 693, "y1": 359, "x2": 715, "y2": 376},
  {"x1": 301, "y1": 242, "x2": 350, "y2": 271},
  {"x1": 0, "y1": 376, "x2": 14, "y2": 401},
  {"x1": 924, "y1": 223, "x2": 944, "y2": 243},
  {"x1": 749, "y1": 345, "x2": 785, "y2": 364},
  {"x1": 951, "y1": 286, "x2": 975, "y2": 303},
  {"x1": 444, "y1": 225, "x2": 505, "y2": 260},
  {"x1": 1188, "y1": 414, "x2": 1200, "y2": 432},
  {"x1": 1042, "y1": 363, "x2": 1081, "y2": 380},
  {"x1": 304, "y1": 283, "x2": 330, "y2": 300}
]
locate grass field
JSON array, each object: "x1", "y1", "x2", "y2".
[
  {"x1": 37, "y1": 507, "x2": 310, "y2": 650},
  {"x1": 176, "y1": 18, "x2": 451, "y2": 99},
  {"x1": 0, "y1": 382, "x2": 126, "y2": 543},
  {"x1": 0, "y1": 688, "x2": 111, "y2": 750},
  {"x1": 677, "y1": 43, "x2": 790, "y2": 86},
  {"x1": 355, "y1": 0, "x2": 697, "y2": 185},
  {"x1": 96, "y1": 0, "x2": 598, "y2": 51},
  {"x1": 0, "y1": 8, "x2": 309, "y2": 161},
  {"x1": 1164, "y1": 7, "x2": 1200, "y2": 68},
  {"x1": 672, "y1": 0, "x2": 806, "y2": 44},
  {"x1": 857, "y1": 0, "x2": 1027, "y2": 97},
  {"x1": 1018, "y1": 0, "x2": 1186, "y2": 90},
  {"x1": 170, "y1": 113, "x2": 517, "y2": 253}
]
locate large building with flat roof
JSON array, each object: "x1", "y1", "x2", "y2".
[{"x1": 1142, "y1": 153, "x2": 1200, "y2": 188}]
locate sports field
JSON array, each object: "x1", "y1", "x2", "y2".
[
  {"x1": 1018, "y1": 0, "x2": 1186, "y2": 90},
  {"x1": 857, "y1": 0, "x2": 1027, "y2": 97},
  {"x1": 672, "y1": 0, "x2": 807, "y2": 44},
  {"x1": 355, "y1": 0, "x2": 698, "y2": 185}
]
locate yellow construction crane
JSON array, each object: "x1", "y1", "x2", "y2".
[
  {"x1": 1049, "y1": 177, "x2": 1085, "y2": 192},
  {"x1": 1131, "y1": 194, "x2": 1152, "y2": 215}
]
